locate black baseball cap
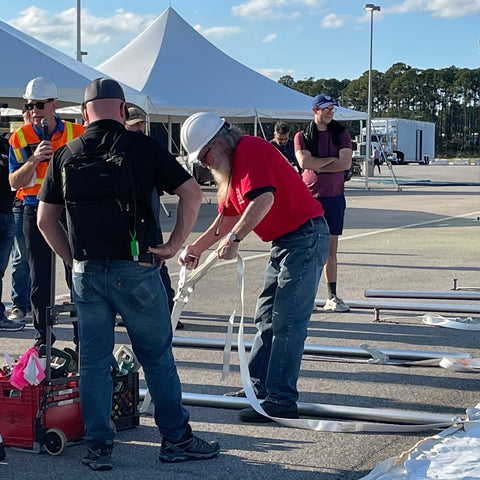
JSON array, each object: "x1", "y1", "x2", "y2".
[
  {"x1": 83, "y1": 78, "x2": 125, "y2": 104},
  {"x1": 0, "y1": 102, "x2": 7, "y2": 108}
]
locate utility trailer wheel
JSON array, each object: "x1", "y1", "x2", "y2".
[{"x1": 44, "y1": 428, "x2": 67, "y2": 455}]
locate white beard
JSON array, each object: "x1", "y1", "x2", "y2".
[{"x1": 210, "y1": 157, "x2": 231, "y2": 203}]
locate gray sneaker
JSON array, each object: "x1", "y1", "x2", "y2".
[
  {"x1": 323, "y1": 295, "x2": 350, "y2": 313},
  {"x1": 159, "y1": 425, "x2": 220, "y2": 463},
  {"x1": 82, "y1": 444, "x2": 113, "y2": 471},
  {"x1": 0, "y1": 316, "x2": 25, "y2": 331}
]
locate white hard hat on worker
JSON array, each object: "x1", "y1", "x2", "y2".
[
  {"x1": 23, "y1": 77, "x2": 57, "y2": 100},
  {"x1": 22, "y1": 77, "x2": 58, "y2": 130},
  {"x1": 181, "y1": 112, "x2": 226, "y2": 164}
]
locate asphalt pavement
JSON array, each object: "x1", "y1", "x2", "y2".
[{"x1": 1, "y1": 163, "x2": 479, "y2": 480}]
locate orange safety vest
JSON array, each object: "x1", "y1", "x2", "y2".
[{"x1": 10, "y1": 120, "x2": 85, "y2": 200}]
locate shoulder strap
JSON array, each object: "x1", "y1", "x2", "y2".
[
  {"x1": 109, "y1": 131, "x2": 136, "y2": 155},
  {"x1": 303, "y1": 121, "x2": 319, "y2": 157},
  {"x1": 66, "y1": 130, "x2": 136, "y2": 157},
  {"x1": 66, "y1": 136, "x2": 86, "y2": 156},
  {"x1": 327, "y1": 120, "x2": 345, "y2": 147}
]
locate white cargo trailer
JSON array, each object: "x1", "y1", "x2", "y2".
[{"x1": 355, "y1": 118, "x2": 435, "y2": 164}]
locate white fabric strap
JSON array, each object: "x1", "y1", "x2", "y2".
[
  {"x1": 171, "y1": 250, "x2": 219, "y2": 331},
  {"x1": 422, "y1": 313, "x2": 480, "y2": 330}
]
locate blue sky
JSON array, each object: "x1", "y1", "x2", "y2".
[{"x1": 2, "y1": 0, "x2": 480, "y2": 81}]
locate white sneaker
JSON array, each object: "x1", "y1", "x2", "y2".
[
  {"x1": 8, "y1": 307, "x2": 26, "y2": 321},
  {"x1": 323, "y1": 296, "x2": 350, "y2": 312}
]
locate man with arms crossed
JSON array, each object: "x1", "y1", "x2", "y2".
[{"x1": 295, "y1": 94, "x2": 352, "y2": 313}]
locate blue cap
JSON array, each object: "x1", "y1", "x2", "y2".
[{"x1": 312, "y1": 94, "x2": 338, "y2": 109}]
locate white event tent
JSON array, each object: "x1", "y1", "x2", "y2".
[
  {"x1": 97, "y1": 7, "x2": 366, "y2": 125},
  {"x1": 0, "y1": 19, "x2": 150, "y2": 112}
]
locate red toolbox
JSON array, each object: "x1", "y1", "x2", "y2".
[{"x1": 0, "y1": 376, "x2": 85, "y2": 454}]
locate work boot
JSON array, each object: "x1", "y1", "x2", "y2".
[
  {"x1": 82, "y1": 443, "x2": 113, "y2": 471},
  {"x1": 159, "y1": 425, "x2": 220, "y2": 463}
]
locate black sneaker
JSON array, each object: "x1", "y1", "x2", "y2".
[
  {"x1": 159, "y1": 425, "x2": 220, "y2": 463},
  {"x1": 238, "y1": 401, "x2": 299, "y2": 423},
  {"x1": 82, "y1": 444, "x2": 113, "y2": 471},
  {"x1": 0, "y1": 316, "x2": 25, "y2": 331}
]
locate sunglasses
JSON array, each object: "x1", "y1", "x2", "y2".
[
  {"x1": 199, "y1": 147, "x2": 212, "y2": 167},
  {"x1": 24, "y1": 99, "x2": 54, "y2": 111}
]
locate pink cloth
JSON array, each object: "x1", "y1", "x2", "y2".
[{"x1": 9, "y1": 347, "x2": 46, "y2": 390}]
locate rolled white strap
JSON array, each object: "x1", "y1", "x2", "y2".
[{"x1": 171, "y1": 250, "x2": 219, "y2": 331}]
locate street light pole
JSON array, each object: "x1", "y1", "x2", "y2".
[
  {"x1": 76, "y1": 0, "x2": 87, "y2": 62},
  {"x1": 364, "y1": 4, "x2": 380, "y2": 190}
]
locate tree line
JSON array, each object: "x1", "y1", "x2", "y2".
[{"x1": 278, "y1": 63, "x2": 480, "y2": 158}]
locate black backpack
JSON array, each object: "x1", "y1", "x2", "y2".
[{"x1": 63, "y1": 132, "x2": 151, "y2": 261}]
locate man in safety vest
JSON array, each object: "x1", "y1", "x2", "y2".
[{"x1": 9, "y1": 76, "x2": 84, "y2": 347}]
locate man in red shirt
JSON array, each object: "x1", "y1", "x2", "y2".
[{"x1": 180, "y1": 112, "x2": 330, "y2": 423}]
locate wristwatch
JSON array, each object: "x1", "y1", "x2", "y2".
[{"x1": 229, "y1": 232, "x2": 242, "y2": 243}]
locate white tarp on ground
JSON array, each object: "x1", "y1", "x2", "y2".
[
  {"x1": 360, "y1": 405, "x2": 480, "y2": 480},
  {"x1": 97, "y1": 7, "x2": 367, "y2": 123},
  {"x1": 0, "y1": 20, "x2": 150, "y2": 111}
]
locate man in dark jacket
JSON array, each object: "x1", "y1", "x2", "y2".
[{"x1": 37, "y1": 79, "x2": 220, "y2": 470}]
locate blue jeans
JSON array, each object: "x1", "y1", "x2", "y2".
[
  {"x1": 0, "y1": 213, "x2": 15, "y2": 317},
  {"x1": 11, "y1": 205, "x2": 31, "y2": 313},
  {"x1": 73, "y1": 260, "x2": 189, "y2": 447},
  {"x1": 248, "y1": 216, "x2": 330, "y2": 405}
]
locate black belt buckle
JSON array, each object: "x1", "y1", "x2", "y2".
[{"x1": 138, "y1": 252, "x2": 155, "y2": 266}]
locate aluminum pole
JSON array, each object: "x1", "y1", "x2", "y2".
[
  {"x1": 365, "y1": 289, "x2": 480, "y2": 301},
  {"x1": 171, "y1": 336, "x2": 472, "y2": 360},
  {"x1": 138, "y1": 391, "x2": 460, "y2": 426}
]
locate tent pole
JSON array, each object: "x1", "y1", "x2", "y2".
[
  {"x1": 171, "y1": 336, "x2": 471, "y2": 360},
  {"x1": 137, "y1": 391, "x2": 459, "y2": 425},
  {"x1": 167, "y1": 116, "x2": 172, "y2": 153}
]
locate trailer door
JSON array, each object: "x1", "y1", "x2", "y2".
[{"x1": 415, "y1": 130, "x2": 423, "y2": 162}]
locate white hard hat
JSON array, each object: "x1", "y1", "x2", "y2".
[
  {"x1": 181, "y1": 112, "x2": 225, "y2": 163},
  {"x1": 23, "y1": 76, "x2": 58, "y2": 100}
]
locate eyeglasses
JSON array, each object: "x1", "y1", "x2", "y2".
[
  {"x1": 199, "y1": 146, "x2": 212, "y2": 167},
  {"x1": 24, "y1": 99, "x2": 54, "y2": 111}
]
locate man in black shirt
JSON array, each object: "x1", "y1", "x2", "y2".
[
  {"x1": 37, "y1": 79, "x2": 219, "y2": 470},
  {"x1": 270, "y1": 122, "x2": 301, "y2": 174}
]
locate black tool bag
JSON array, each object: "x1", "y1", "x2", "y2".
[{"x1": 62, "y1": 133, "x2": 140, "y2": 261}]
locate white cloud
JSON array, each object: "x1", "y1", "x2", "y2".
[
  {"x1": 256, "y1": 67, "x2": 296, "y2": 80},
  {"x1": 321, "y1": 13, "x2": 344, "y2": 28},
  {"x1": 8, "y1": 6, "x2": 155, "y2": 55},
  {"x1": 232, "y1": 0, "x2": 324, "y2": 20},
  {"x1": 386, "y1": 0, "x2": 480, "y2": 18},
  {"x1": 262, "y1": 33, "x2": 277, "y2": 43},
  {"x1": 194, "y1": 25, "x2": 242, "y2": 39}
]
